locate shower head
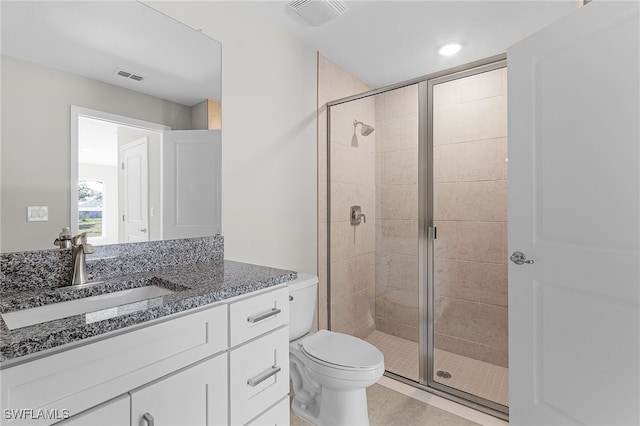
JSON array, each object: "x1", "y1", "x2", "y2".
[{"x1": 354, "y1": 120, "x2": 375, "y2": 136}]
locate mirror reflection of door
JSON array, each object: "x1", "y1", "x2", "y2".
[
  {"x1": 120, "y1": 138, "x2": 149, "y2": 243},
  {"x1": 78, "y1": 116, "x2": 162, "y2": 245}
]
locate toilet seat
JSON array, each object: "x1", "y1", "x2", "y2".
[{"x1": 300, "y1": 330, "x2": 384, "y2": 371}]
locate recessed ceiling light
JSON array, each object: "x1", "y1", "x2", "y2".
[{"x1": 438, "y1": 43, "x2": 462, "y2": 56}]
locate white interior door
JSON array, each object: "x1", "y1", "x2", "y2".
[
  {"x1": 120, "y1": 137, "x2": 149, "y2": 243},
  {"x1": 508, "y1": 2, "x2": 639, "y2": 425},
  {"x1": 162, "y1": 130, "x2": 221, "y2": 240}
]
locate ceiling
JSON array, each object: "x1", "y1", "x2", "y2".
[
  {"x1": 1, "y1": 1, "x2": 577, "y2": 105},
  {"x1": 250, "y1": 0, "x2": 578, "y2": 89},
  {"x1": 0, "y1": 1, "x2": 221, "y2": 106}
]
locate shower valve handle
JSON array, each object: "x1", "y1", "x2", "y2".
[{"x1": 350, "y1": 206, "x2": 366, "y2": 225}]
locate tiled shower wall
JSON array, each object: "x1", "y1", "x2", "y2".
[
  {"x1": 374, "y1": 86, "x2": 420, "y2": 342},
  {"x1": 318, "y1": 54, "x2": 374, "y2": 337},
  {"x1": 432, "y1": 68, "x2": 509, "y2": 367}
]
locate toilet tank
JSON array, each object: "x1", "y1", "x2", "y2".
[{"x1": 287, "y1": 273, "x2": 318, "y2": 341}]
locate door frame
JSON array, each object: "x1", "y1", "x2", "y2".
[
  {"x1": 70, "y1": 106, "x2": 170, "y2": 238},
  {"x1": 420, "y1": 59, "x2": 508, "y2": 416}
]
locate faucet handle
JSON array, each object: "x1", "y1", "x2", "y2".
[
  {"x1": 71, "y1": 232, "x2": 89, "y2": 246},
  {"x1": 82, "y1": 243, "x2": 95, "y2": 254}
]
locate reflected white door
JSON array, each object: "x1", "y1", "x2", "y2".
[
  {"x1": 508, "y1": 2, "x2": 639, "y2": 425},
  {"x1": 120, "y1": 137, "x2": 149, "y2": 243},
  {"x1": 162, "y1": 130, "x2": 221, "y2": 240}
]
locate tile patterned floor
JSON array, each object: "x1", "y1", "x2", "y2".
[
  {"x1": 365, "y1": 330, "x2": 509, "y2": 407},
  {"x1": 290, "y1": 383, "x2": 480, "y2": 426}
]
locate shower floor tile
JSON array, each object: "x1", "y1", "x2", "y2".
[
  {"x1": 366, "y1": 330, "x2": 419, "y2": 381},
  {"x1": 365, "y1": 330, "x2": 509, "y2": 407}
]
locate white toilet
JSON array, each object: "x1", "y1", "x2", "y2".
[{"x1": 288, "y1": 273, "x2": 384, "y2": 426}]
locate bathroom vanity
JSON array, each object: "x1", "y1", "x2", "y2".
[{"x1": 0, "y1": 237, "x2": 293, "y2": 426}]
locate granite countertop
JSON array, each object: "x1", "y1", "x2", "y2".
[{"x1": 0, "y1": 260, "x2": 296, "y2": 364}]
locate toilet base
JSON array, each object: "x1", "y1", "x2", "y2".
[
  {"x1": 317, "y1": 387, "x2": 370, "y2": 426},
  {"x1": 291, "y1": 386, "x2": 370, "y2": 426}
]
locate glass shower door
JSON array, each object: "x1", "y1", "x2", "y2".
[{"x1": 428, "y1": 65, "x2": 509, "y2": 410}]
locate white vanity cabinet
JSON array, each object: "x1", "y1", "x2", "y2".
[
  {"x1": 228, "y1": 289, "x2": 290, "y2": 425},
  {"x1": 0, "y1": 285, "x2": 290, "y2": 426}
]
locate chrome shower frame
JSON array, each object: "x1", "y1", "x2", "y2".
[{"x1": 326, "y1": 53, "x2": 508, "y2": 421}]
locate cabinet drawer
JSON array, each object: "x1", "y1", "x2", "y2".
[
  {"x1": 229, "y1": 287, "x2": 289, "y2": 347},
  {"x1": 230, "y1": 326, "x2": 289, "y2": 426},
  {"x1": 56, "y1": 395, "x2": 129, "y2": 426},
  {"x1": 0, "y1": 303, "x2": 227, "y2": 426},
  {"x1": 245, "y1": 396, "x2": 290, "y2": 426}
]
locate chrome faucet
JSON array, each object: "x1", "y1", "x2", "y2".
[{"x1": 70, "y1": 232, "x2": 95, "y2": 285}]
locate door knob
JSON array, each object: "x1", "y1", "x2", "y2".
[{"x1": 510, "y1": 251, "x2": 534, "y2": 265}]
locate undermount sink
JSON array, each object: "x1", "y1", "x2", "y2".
[{"x1": 1, "y1": 285, "x2": 174, "y2": 330}]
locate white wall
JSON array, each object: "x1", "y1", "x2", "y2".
[{"x1": 146, "y1": 2, "x2": 318, "y2": 274}]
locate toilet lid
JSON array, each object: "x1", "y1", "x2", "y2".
[{"x1": 300, "y1": 330, "x2": 384, "y2": 369}]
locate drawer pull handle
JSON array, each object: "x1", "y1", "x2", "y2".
[
  {"x1": 142, "y1": 413, "x2": 155, "y2": 426},
  {"x1": 247, "y1": 307, "x2": 281, "y2": 323},
  {"x1": 247, "y1": 365, "x2": 282, "y2": 387}
]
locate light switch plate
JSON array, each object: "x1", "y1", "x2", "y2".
[{"x1": 27, "y1": 206, "x2": 48, "y2": 221}]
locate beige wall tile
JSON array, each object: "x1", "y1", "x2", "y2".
[
  {"x1": 456, "y1": 67, "x2": 505, "y2": 103},
  {"x1": 490, "y1": 348, "x2": 509, "y2": 368},
  {"x1": 331, "y1": 142, "x2": 375, "y2": 185},
  {"x1": 381, "y1": 184, "x2": 418, "y2": 220},
  {"x1": 375, "y1": 92, "x2": 386, "y2": 121},
  {"x1": 376, "y1": 284, "x2": 419, "y2": 309},
  {"x1": 434, "y1": 259, "x2": 508, "y2": 306},
  {"x1": 383, "y1": 85, "x2": 419, "y2": 117},
  {"x1": 330, "y1": 221, "x2": 375, "y2": 261},
  {"x1": 384, "y1": 299, "x2": 418, "y2": 327},
  {"x1": 433, "y1": 67, "x2": 505, "y2": 107},
  {"x1": 434, "y1": 95, "x2": 507, "y2": 145},
  {"x1": 433, "y1": 80, "x2": 458, "y2": 108},
  {"x1": 382, "y1": 149, "x2": 418, "y2": 185},
  {"x1": 319, "y1": 54, "x2": 374, "y2": 337},
  {"x1": 434, "y1": 180, "x2": 507, "y2": 222},
  {"x1": 330, "y1": 182, "x2": 375, "y2": 223},
  {"x1": 380, "y1": 220, "x2": 418, "y2": 256},
  {"x1": 434, "y1": 296, "x2": 508, "y2": 350},
  {"x1": 376, "y1": 252, "x2": 419, "y2": 293},
  {"x1": 434, "y1": 220, "x2": 506, "y2": 264},
  {"x1": 378, "y1": 113, "x2": 419, "y2": 152},
  {"x1": 434, "y1": 333, "x2": 495, "y2": 365},
  {"x1": 433, "y1": 138, "x2": 507, "y2": 183},
  {"x1": 376, "y1": 318, "x2": 419, "y2": 343}
]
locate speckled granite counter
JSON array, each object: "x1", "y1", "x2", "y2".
[{"x1": 0, "y1": 237, "x2": 296, "y2": 364}]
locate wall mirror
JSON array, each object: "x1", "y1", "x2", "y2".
[{"x1": 1, "y1": 1, "x2": 222, "y2": 253}]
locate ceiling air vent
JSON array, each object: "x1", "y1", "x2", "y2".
[
  {"x1": 287, "y1": 0, "x2": 349, "y2": 26},
  {"x1": 115, "y1": 69, "x2": 144, "y2": 82}
]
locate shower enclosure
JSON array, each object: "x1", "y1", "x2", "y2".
[{"x1": 325, "y1": 57, "x2": 508, "y2": 417}]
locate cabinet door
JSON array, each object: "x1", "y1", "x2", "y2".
[
  {"x1": 131, "y1": 354, "x2": 227, "y2": 426},
  {"x1": 245, "y1": 397, "x2": 289, "y2": 426},
  {"x1": 56, "y1": 394, "x2": 129, "y2": 426}
]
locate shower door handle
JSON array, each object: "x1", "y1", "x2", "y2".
[{"x1": 510, "y1": 251, "x2": 534, "y2": 265}]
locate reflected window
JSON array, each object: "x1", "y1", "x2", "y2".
[{"x1": 78, "y1": 180, "x2": 103, "y2": 237}]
